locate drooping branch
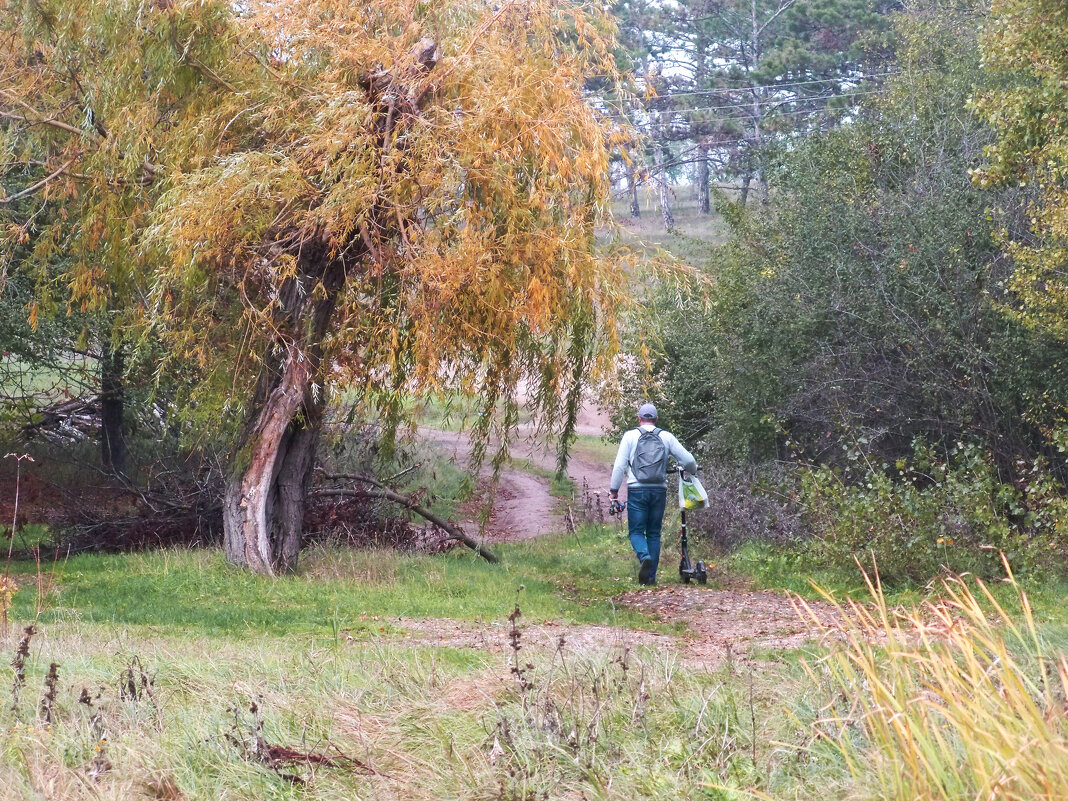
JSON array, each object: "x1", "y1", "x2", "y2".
[
  {"x1": 318, "y1": 472, "x2": 499, "y2": 564},
  {"x1": 0, "y1": 157, "x2": 76, "y2": 204}
]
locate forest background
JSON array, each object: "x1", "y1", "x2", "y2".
[
  {"x1": 1, "y1": 0, "x2": 1068, "y2": 798},
  {"x1": 2, "y1": 0, "x2": 1065, "y2": 581}
]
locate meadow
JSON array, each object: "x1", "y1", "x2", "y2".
[{"x1": 3, "y1": 522, "x2": 1068, "y2": 800}]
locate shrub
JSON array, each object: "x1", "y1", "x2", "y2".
[{"x1": 799, "y1": 441, "x2": 1068, "y2": 582}]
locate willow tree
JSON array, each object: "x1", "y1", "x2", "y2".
[{"x1": 1, "y1": 0, "x2": 625, "y2": 573}]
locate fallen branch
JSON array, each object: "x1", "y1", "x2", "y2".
[
  {"x1": 317, "y1": 472, "x2": 500, "y2": 564},
  {"x1": 264, "y1": 743, "x2": 379, "y2": 775}
]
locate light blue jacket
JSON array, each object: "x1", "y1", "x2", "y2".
[{"x1": 610, "y1": 424, "x2": 697, "y2": 492}]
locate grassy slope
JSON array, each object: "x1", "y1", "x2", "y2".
[
  {"x1": 0, "y1": 526, "x2": 852, "y2": 801},
  {"x1": 6, "y1": 527, "x2": 675, "y2": 638}
]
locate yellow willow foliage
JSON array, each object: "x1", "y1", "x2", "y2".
[
  {"x1": 1, "y1": 0, "x2": 629, "y2": 435},
  {"x1": 798, "y1": 561, "x2": 1068, "y2": 801}
]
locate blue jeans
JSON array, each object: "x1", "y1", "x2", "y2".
[{"x1": 626, "y1": 485, "x2": 667, "y2": 581}]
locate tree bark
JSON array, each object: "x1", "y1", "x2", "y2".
[
  {"x1": 739, "y1": 169, "x2": 752, "y2": 208},
  {"x1": 696, "y1": 141, "x2": 710, "y2": 215},
  {"x1": 628, "y1": 169, "x2": 641, "y2": 219},
  {"x1": 223, "y1": 349, "x2": 313, "y2": 574},
  {"x1": 222, "y1": 259, "x2": 344, "y2": 575},
  {"x1": 654, "y1": 137, "x2": 674, "y2": 230},
  {"x1": 99, "y1": 337, "x2": 125, "y2": 476}
]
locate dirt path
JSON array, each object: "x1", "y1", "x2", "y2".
[
  {"x1": 618, "y1": 585, "x2": 841, "y2": 664},
  {"x1": 418, "y1": 424, "x2": 608, "y2": 543},
  {"x1": 387, "y1": 585, "x2": 840, "y2": 668},
  {"x1": 411, "y1": 403, "x2": 840, "y2": 666}
]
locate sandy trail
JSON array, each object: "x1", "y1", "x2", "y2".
[
  {"x1": 409, "y1": 400, "x2": 841, "y2": 666},
  {"x1": 418, "y1": 420, "x2": 609, "y2": 543}
]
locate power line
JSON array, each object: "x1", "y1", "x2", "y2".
[
  {"x1": 645, "y1": 69, "x2": 912, "y2": 99},
  {"x1": 602, "y1": 89, "x2": 885, "y2": 119}
]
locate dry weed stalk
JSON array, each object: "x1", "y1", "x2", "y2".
[
  {"x1": 9, "y1": 623, "x2": 34, "y2": 715},
  {"x1": 38, "y1": 661, "x2": 59, "y2": 723}
]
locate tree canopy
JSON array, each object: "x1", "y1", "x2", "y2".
[
  {"x1": 973, "y1": 0, "x2": 1068, "y2": 341},
  {"x1": 1, "y1": 0, "x2": 627, "y2": 573}
]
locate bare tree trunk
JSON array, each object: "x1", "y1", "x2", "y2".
[
  {"x1": 223, "y1": 258, "x2": 344, "y2": 575},
  {"x1": 739, "y1": 170, "x2": 753, "y2": 208},
  {"x1": 697, "y1": 141, "x2": 710, "y2": 215},
  {"x1": 693, "y1": 27, "x2": 711, "y2": 217},
  {"x1": 654, "y1": 141, "x2": 674, "y2": 229},
  {"x1": 628, "y1": 169, "x2": 641, "y2": 218},
  {"x1": 99, "y1": 336, "x2": 125, "y2": 476},
  {"x1": 223, "y1": 351, "x2": 314, "y2": 574}
]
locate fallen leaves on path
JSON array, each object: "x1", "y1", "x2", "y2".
[{"x1": 619, "y1": 585, "x2": 841, "y2": 666}]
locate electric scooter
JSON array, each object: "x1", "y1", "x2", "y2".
[{"x1": 677, "y1": 467, "x2": 708, "y2": 584}]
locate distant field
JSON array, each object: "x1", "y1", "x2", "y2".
[{"x1": 611, "y1": 190, "x2": 732, "y2": 268}]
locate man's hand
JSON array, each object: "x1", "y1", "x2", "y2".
[{"x1": 609, "y1": 498, "x2": 625, "y2": 516}]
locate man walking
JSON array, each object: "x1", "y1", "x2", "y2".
[{"x1": 609, "y1": 403, "x2": 698, "y2": 585}]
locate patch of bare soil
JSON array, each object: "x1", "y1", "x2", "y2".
[
  {"x1": 618, "y1": 585, "x2": 841, "y2": 665},
  {"x1": 379, "y1": 585, "x2": 839, "y2": 669},
  {"x1": 387, "y1": 616, "x2": 671, "y2": 654}
]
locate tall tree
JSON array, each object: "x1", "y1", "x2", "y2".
[
  {"x1": 614, "y1": 0, "x2": 892, "y2": 209},
  {"x1": 1, "y1": 0, "x2": 626, "y2": 574}
]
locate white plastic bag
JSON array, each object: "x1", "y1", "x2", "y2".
[{"x1": 678, "y1": 474, "x2": 709, "y2": 510}]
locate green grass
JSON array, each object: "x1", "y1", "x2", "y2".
[
  {"x1": 4, "y1": 521, "x2": 1067, "y2": 800},
  {"x1": 0, "y1": 608, "x2": 842, "y2": 801},
  {"x1": 721, "y1": 539, "x2": 1068, "y2": 629},
  {"x1": 508, "y1": 457, "x2": 576, "y2": 499},
  {"x1": 0, "y1": 355, "x2": 97, "y2": 403},
  {"x1": 612, "y1": 197, "x2": 729, "y2": 267},
  {"x1": 570, "y1": 433, "x2": 616, "y2": 464},
  {"x1": 6, "y1": 526, "x2": 677, "y2": 639},
  {"x1": 0, "y1": 523, "x2": 858, "y2": 801}
]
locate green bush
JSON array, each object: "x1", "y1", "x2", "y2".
[{"x1": 800, "y1": 441, "x2": 1068, "y2": 583}]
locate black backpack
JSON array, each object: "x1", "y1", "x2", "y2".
[{"x1": 631, "y1": 428, "x2": 667, "y2": 483}]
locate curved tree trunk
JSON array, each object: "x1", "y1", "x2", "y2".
[
  {"x1": 222, "y1": 351, "x2": 315, "y2": 574},
  {"x1": 223, "y1": 259, "x2": 345, "y2": 575},
  {"x1": 221, "y1": 40, "x2": 436, "y2": 575}
]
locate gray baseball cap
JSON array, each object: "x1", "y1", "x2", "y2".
[{"x1": 638, "y1": 402, "x2": 658, "y2": 420}]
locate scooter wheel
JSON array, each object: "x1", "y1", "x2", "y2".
[
  {"x1": 680, "y1": 573, "x2": 691, "y2": 584},
  {"x1": 696, "y1": 562, "x2": 708, "y2": 585}
]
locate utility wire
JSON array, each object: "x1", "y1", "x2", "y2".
[
  {"x1": 646, "y1": 69, "x2": 914, "y2": 98},
  {"x1": 617, "y1": 88, "x2": 887, "y2": 117}
]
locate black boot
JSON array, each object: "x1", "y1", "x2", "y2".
[{"x1": 638, "y1": 558, "x2": 653, "y2": 585}]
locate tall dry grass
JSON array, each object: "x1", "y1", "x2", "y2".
[{"x1": 799, "y1": 557, "x2": 1068, "y2": 801}]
